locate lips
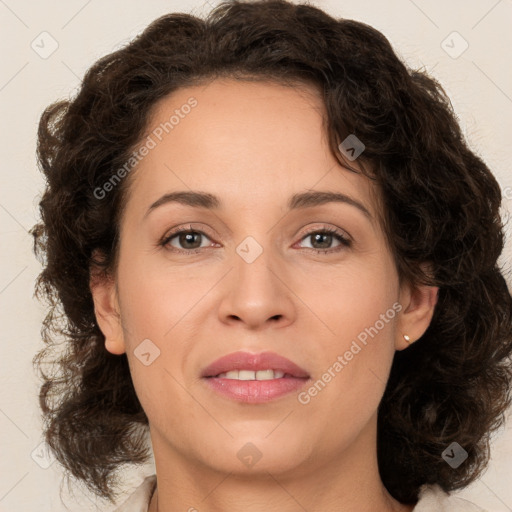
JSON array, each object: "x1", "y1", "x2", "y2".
[{"x1": 201, "y1": 350, "x2": 310, "y2": 379}]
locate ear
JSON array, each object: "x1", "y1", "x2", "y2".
[
  {"x1": 89, "y1": 251, "x2": 126, "y2": 355},
  {"x1": 395, "y1": 265, "x2": 439, "y2": 351}
]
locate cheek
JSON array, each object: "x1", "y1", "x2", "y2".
[
  {"x1": 295, "y1": 260, "x2": 398, "y2": 411},
  {"x1": 117, "y1": 248, "x2": 204, "y2": 341},
  {"x1": 115, "y1": 252, "x2": 205, "y2": 413},
  {"x1": 294, "y1": 254, "x2": 398, "y2": 339}
]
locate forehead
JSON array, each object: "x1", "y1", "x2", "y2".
[
  {"x1": 146, "y1": 78, "x2": 328, "y2": 162},
  {"x1": 122, "y1": 78, "x2": 381, "y2": 224}
]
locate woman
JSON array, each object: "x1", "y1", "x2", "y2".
[{"x1": 31, "y1": 1, "x2": 512, "y2": 511}]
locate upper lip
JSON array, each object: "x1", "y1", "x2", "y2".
[{"x1": 201, "y1": 351, "x2": 310, "y2": 378}]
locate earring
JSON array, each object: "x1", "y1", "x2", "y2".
[{"x1": 403, "y1": 334, "x2": 412, "y2": 344}]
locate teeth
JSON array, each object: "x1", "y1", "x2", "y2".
[{"x1": 216, "y1": 369, "x2": 286, "y2": 380}]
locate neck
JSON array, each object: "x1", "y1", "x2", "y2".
[{"x1": 147, "y1": 414, "x2": 415, "y2": 512}]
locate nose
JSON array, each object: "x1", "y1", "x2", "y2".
[{"x1": 217, "y1": 240, "x2": 296, "y2": 331}]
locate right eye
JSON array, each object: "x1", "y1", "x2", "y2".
[{"x1": 161, "y1": 227, "x2": 215, "y2": 254}]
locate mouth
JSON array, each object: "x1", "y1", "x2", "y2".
[
  {"x1": 209, "y1": 369, "x2": 302, "y2": 380},
  {"x1": 201, "y1": 350, "x2": 310, "y2": 379},
  {"x1": 201, "y1": 351, "x2": 310, "y2": 403}
]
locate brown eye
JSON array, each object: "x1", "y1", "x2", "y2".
[
  {"x1": 297, "y1": 227, "x2": 352, "y2": 254},
  {"x1": 159, "y1": 225, "x2": 351, "y2": 256},
  {"x1": 161, "y1": 227, "x2": 213, "y2": 253}
]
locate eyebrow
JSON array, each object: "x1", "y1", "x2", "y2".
[{"x1": 144, "y1": 190, "x2": 372, "y2": 221}]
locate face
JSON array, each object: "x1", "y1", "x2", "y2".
[{"x1": 92, "y1": 78, "x2": 437, "y2": 478}]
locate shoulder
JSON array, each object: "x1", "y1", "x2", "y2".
[
  {"x1": 113, "y1": 474, "x2": 157, "y2": 512},
  {"x1": 413, "y1": 484, "x2": 488, "y2": 512}
]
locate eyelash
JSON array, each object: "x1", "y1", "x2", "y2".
[{"x1": 159, "y1": 224, "x2": 352, "y2": 255}]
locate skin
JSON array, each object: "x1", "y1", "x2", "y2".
[{"x1": 91, "y1": 79, "x2": 438, "y2": 512}]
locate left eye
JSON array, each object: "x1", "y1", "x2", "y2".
[{"x1": 297, "y1": 229, "x2": 351, "y2": 252}]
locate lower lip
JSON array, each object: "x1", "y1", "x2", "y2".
[{"x1": 203, "y1": 376, "x2": 310, "y2": 403}]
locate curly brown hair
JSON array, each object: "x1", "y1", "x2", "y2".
[{"x1": 31, "y1": 0, "x2": 512, "y2": 505}]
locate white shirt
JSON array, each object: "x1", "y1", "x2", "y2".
[{"x1": 113, "y1": 474, "x2": 487, "y2": 511}]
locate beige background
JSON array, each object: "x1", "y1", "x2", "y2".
[{"x1": 0, "y1": 0, "x2": 511, "y2": 510}]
